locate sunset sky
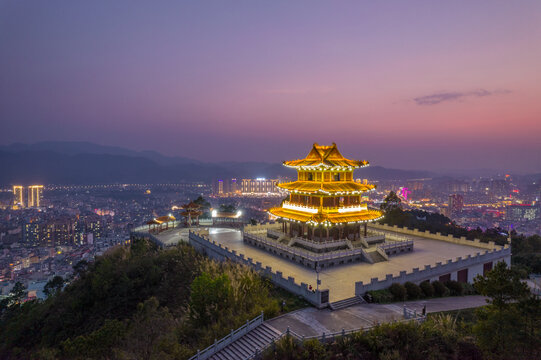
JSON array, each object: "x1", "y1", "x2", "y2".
[{"x1": 1, "y1": 1, "x2": 540, "y2": 172}]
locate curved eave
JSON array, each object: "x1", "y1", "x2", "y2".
[
  {"x1": 283, "y1": 162, "x2": 369, "y2": 171},
  {"x1": 268, "y1": 207, "x2": 384, "y2": 225},
  {"x1": 277, "y1": 181, "x2": 377, "y2": 195}
]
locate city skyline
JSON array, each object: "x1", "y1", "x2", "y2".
[{"x1": 1, "y1": 1, "x2": 540, "y2": 172}]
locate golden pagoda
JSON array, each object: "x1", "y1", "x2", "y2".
[{"x1": 269, "y1": 143, "x2": 383, "y2": 241}]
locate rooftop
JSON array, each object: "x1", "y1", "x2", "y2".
[{"x1": 283, "y1": 143, "x2": 369, "y2": 170}]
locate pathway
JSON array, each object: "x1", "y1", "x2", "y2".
[{"x1": 267, "y1": 295, "x2": 488, "y2": 337}]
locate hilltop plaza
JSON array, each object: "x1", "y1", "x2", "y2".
[{"x1": 133, "y1": 144, "x2": 511, "y2": 307}]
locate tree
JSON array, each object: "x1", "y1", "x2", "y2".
[
  {"x1": 189, "y1": 272, "x2": 233, "y2": 326},
  {"x1": 10, "y1": 282, "x2": 26, "y2": 305},
  {"x1": 474, "y1": 261, "x2": 529, "y2": 310},
  {"x1": 473, "y1": 261, "x2": 532, "y2": 359},
  {"x1": 219, "y1": 204, "x2": 236, "y2": 213},
  {"x1": 72, "y1": 260, "x2": 89, "y2": 278},
  {"x1": 380, "y1": 191, "x2": 402, "y2": 213},
  {"x1": 44, "y1": 276, "x2": 65, "y2": 298}
]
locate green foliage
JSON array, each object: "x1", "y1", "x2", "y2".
[
  {"x1": 419, "y1": 280, "x2": 434, "y2": 297},
  {"x1": 512, "y1": 234, "x2": 541, "y2": 274},
  {"x1": 0, "y1": 242, "x2": 294, "y2": 359},
  {"x1": 219, "y1": 203, "x2": 237, "y2": 213},
  {"x1": 189, "y1": 272, "x2": 233, "y2": 326},
  {"x1": 444, "y1": 280, "x2": 464, "y2": 296},
  {"x1": 264, "y1": 317, "x2": 483, "y2": 360},
  {"x1": 43, "y1": 276, "x2": 64, "y2": 298},
  {"x1": 404, "y1": 281, "x2": 422, "y2": 300},
  {"x1": 367, "y1": 289, "x2": 394, "y2": 303},
  {"x1": 380, "y1": 191, "x2": 402, "y2": 213},
  {"x1": 388, "y1": 283, "x2": 407, "y2": 301},
  {"x1": 432, "y1": 280, "x2": 449, "y2": 297},
  {"x1": 472, "y1": 261, "x2": 541, "y2": 359},
  {"x1": 461, "y1": 282, "x2": 477, "y2": 295},
  {"x1": 0, "y1": 281, "x2": 26, "y2": 312},
  {"x1": 474, "y1": 261, "x2": 529, "y2": 310}
]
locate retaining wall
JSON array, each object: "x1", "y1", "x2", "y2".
[
  {"x1": 355, "y1": 246, "x2": 511, "y2": 295},
  {"x1": 189, "y1": 231, "x2": 329, "y2": 308}
]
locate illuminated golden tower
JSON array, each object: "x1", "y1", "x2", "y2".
[
  {"x1": 13, "y1": 185, "x2": 24, "y2": 208},
  {"x1": 28, "y1": 185, "x2": 44, "y2": 207},
  {"x1": 269, "y1": 143, "x2": 383, "y2": 241}
]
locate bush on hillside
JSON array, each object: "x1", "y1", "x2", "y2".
[
  {"x1": 432, "y1": 280, "x2": 450, "y2": 297},
  {"x1": 404, "y1": 282, "x2": 423, "y2": 300},
  {"x1": 389, "y1": 283, "x2": 407, "y2": 301},
  {"x1": 462, "y1": 282, "x2": 477, "y2": 295},
  {"x1": 367, "y1": 289, "x2": 393, "y2": 303},
  {"x1": 445, "y1": 280, "x2": 464, "y2": 296},
  {"x1": 419, "y1": 280, "x2": 434, "y2": 298}
]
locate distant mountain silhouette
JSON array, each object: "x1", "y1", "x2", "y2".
[
  {"x1": 0, "y1": 141, "x2": 440, "y2": 185},
  {"x1": 0, "y1": 141, "x2": 200, "y2": 166}
]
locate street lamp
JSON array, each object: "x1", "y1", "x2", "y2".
[{"x1": 315, "y1": 262, "x2": 321, "y2": 292}]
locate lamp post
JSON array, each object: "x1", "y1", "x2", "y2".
[{"x1": 315, "y1": 262, "x2": 321, "y2": 292}]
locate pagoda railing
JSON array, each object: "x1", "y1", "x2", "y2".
[
  {"x1": 290, "y1": 237, "x2": 349, "y2": 251},
  {"x1": 377, "y1": 240, "x2": 414, "y2": 256},
  {"x1": 245, "y1": 232, "x2": 371, "y2": 263}
]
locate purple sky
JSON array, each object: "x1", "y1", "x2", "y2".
[{"x1": 1, "y1": 1, "x2": 540, "y2": 172}]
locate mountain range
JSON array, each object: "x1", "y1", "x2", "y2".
[{"x1": 0, "y1": 141, "x2": 446, "y2": 185}]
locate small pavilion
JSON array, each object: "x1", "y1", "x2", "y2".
[
  {"x1": 146, "y1": 215, "x2": 176, "y2": 233},
  {"x1": 181, "y1": 201, "x2": 202, "y2": 226}
]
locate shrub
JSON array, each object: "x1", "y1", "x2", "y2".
[
  {"x1": 461, "y1": 282, "x2": 477, "y2": 295},
  {"x1": 404, "y1": 282, "x2": 423, "y2": 300},
  {"x1": 432, "y1": 281, "x2": 449, "y2": 297},
  {"x1": 367, "y1": 289, "x2": 394, "y2": 303},
  {"x1": 445, "y1": 280, "x2": 464, "y2": 296},
  {"x1": 389, "y1": 283, "x2": 407, "y2": 301},
  {"x1": 420, "y1": 280, "x2": 434, "y2": 297}
]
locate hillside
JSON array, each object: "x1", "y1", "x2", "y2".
[{"x1": 0, "y1": 239, "x2": 303, "y2": 359}]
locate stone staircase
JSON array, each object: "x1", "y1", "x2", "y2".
[
  {"x1": 365, "y1": 249, "x2": 387, "y2": 263},
  {"x1": 329, "y1": 296, "x2": 365, "y2": 310},
  {"x1": 208, "y1": 323, "x2": 282, "y2": 360}
]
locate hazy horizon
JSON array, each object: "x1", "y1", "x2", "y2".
[{"x1": 1, "y1": 1, "x2": 540, "y2": 173}]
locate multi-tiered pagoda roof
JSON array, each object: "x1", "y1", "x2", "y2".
[{"x1": 269, "y1": 143, "x2": 383, "y2": 226}]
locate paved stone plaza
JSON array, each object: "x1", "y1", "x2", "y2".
[{"x1": 202, "y1": 228, "x2": 485, "y2": 302}]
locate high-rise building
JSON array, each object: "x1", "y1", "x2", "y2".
[
  {"x1": 506, "y1": 204, "x2": 540, "y2": 222},
  {"x1": 230, "y1": 178, "x2": 238, "y2": 193},
  {"x1": 241, "y1": 178, "x2": 279, "y2": 194},
  {"x1": 448, "y1": 194, "x2": 464, "y2": 217},
  {"x1": 13, "y1": 185, "x2": 24, "y2": 208},
  {"x1": 28, "y1": 185, "x2": 44, "y2": 207}
]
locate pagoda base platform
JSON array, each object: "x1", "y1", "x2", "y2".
[{"x1": 243, "y1": 228, "x2": 413, "y2": 270}]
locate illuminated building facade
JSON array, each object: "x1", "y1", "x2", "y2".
[
  {"x1": 28, "y1": 185, "x2": 44, "y2": 207},
  {"x1": 269, "y1": 143, "x2": 383, "y2": 240},
  {"x1": 448, "y1": 194, "x2": 464, "y2": 217},
  {"x1": 506, "y1": 204, "x2": 540, "y2": 222},
  {"x1": 13, "y1": 185, "x2": 24, "y2": 208},
  {"x1": 241, "y1": 178, "x2": 279, "y2": 194}
]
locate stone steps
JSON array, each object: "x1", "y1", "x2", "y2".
[
  {"x1": 329, "y1": 296, "x2": 364, "y2": 310},
  {"x1": 366, "y1": 250, "x2": 387, "y2": 263},
  {"x1": 208, "y1": 323, "x2": 282, "y2": 360}
]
